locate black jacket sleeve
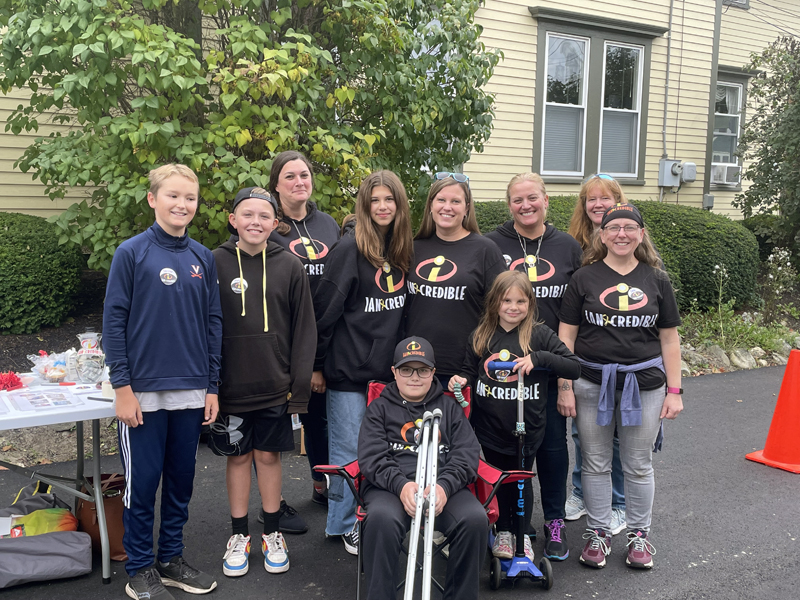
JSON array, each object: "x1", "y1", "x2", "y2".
[
  {"x1": 458, "y1": 331, "x2": 481, "y2": 389},
  {"x1": 358, "y1": 400, "x2": 412, "y2": 497},
  {"x1": 313, "y1": 240, "x2": 357, "y2": 371},
  {"x1": 529, "y1": 326, "x2": 582, "y2": 380},
  {"x1": 437, "y1": 401, "x2": 480, "y2": 498},
  {"x1": 289, "y1": 260, "x2": 317, "y2": 413}
]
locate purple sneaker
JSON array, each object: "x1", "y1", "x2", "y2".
[
  {"x1": 626, "y1": 530, "x2": 656, "y2": 569},
  {"x1": 543, "y1": 519, "x2": 569, "y2": 560},
  {"x1": 580, "y1": 529, "x2": 611, "y2": 568}
]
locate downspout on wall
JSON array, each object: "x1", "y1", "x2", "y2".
[{"x1": 659, "y1": 0, "x2": 675, "y2": 202}]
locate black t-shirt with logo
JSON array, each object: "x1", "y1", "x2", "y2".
[
  {"x1": 558, "y1": 260, "x2": 681, "y2": 390},
  {"x1": 485, "y1": 221, "x2": 583, "y2": 333},
  {"x1": 405, "y1": 233, "x2": 506, "y2": 378}
]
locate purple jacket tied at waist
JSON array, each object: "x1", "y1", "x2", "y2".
[{"x1": 578, "y1": 357, "x2": 664, "y2": 427}]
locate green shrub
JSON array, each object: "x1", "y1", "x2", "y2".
[
  {"x1": 741, "y1": 213, "x2": 797, "y2": 263},
  {"x1": 475, "y1": 198, "x2": 759, "y2": 310},
  {"x1": 0, "y1": 212, "x2": 84, "y2": 334}
]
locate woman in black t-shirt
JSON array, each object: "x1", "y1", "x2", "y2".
[
  {"x1": 405, "y1": 173, "x2": 506, "y2": 387},
  {"x1": 558, "y1": 204, "x2": 683, "y2": 571}
]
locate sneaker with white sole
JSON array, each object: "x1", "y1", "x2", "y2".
[
  {"x1": 523, "y1": 534, "x2": 535, "y2": 562},
  {"x1": 609, "y1": 508, "x2": 627, "y2": 535},
  {"x1": 262, "y1": 532, "x2": 290, "y2": 573},
  {"x1": 157, "y1": 556, "x2": 217, "y2": 594},
  {"x1": 565, "y1": 492, "x2": 586, "y2": 521},
  {"x1": 579, "y1": 528, "x2": 611, "y2": 569},
  {"x1": 492, "y1": 530, "x2": 514, "y2": 559},
  {"x1": 125, "y1": 567, "x2": 175, "y2": 600},
  {"x1": 342, "y1": 524, "x2": 359, "y2": 556},
  {"x1": 626, "y1": 530, "x2": 656, "y2": 569},
  {"x1": 222, "y1": 534, "x2": 250, "y2": 577}
]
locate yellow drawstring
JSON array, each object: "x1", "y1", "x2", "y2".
[
  {"x1": 262, "y1": 246, "x2": 268, "y2": 332},
  {"x1": 236, "y1": 245, "x2": 246, "y2": 316}
]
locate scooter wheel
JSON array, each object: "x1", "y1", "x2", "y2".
[
  {"x1": 489, "y1": 557, "x2": 502, "y2": 590},
  {"x1": 539, "y1": 556, "x2": 554, "y2": 590}
]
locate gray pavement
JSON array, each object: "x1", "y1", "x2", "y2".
[{"x1": 1, "y1": 366, "x2": 799, "y2": 599}]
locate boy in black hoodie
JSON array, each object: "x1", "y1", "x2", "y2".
[
  {"x1": 210, "y1": 187, "x2": 316, "y2": 577},
  {"x1": 358, "y1": 337, "x2": 487, "y2": 600}
]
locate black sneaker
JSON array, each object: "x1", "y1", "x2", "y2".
[
  {"x1": 543, "y1": 518, "x2": 570, "y2": 561},
  {"x1": 342, "y1": 523, "x2": 359, "y2": 556},
  {"x1": 125, "y1": 567, "x2": 175, "y2": 600},
  {"x1": 259, "y1": 500, "x2": 309, "y2": 534},
  {"x1": 312, "y1": 485, "x2": 328, "y2": 506},
  {"x1": 157, "y1": 556, "x2": 217, "y2": 594}
]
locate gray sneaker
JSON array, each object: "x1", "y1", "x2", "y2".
[
  {"x1": 157, "y1": 556, "x2": 217, "y2": 594},
  {"x1": 125, "y1": 567, "x2": 175, "y2": 600},
  {"x1": 565, "y1": 492, "x2": 587, "y2": 521},
  {"x1": 609, "y1": 508, "x2": 627, "y2": 535}
]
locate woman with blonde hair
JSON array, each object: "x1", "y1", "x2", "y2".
[
  {"x1": 558, "y1": 203, "x2": 682, "y2": 570},
  {"x1": 485, "y1": 172, "x2": 583, "y2": 560},
  {"x1": 405, "y1": 172, "x2": 506, "y2": 387},
  {"x1": 313, "y1": 170, "x2": 413, "y2": 554}
]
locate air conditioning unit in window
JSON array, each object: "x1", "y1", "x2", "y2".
[{"x1": 711, "y1": 164, "x2": 741, "y2": 185}]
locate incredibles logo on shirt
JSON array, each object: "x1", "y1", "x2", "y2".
[
  {"x1": 483, "y1": 349, "x2": 520, "y2": 383},
  {"x1": 392, "y1": 418, "x2": 443, "y2": 453},
  {"x1": 599, "y1": 283, "x2": 648, "y2": 312},
  {"x1": 374, "y1": 262, "x2": 405, "y2": 294},
  {"x1": 415, "y1": 255, "x2": 458, "y2": 283},
  {"x1": 289, "y1": 237, "x2": 329, "y2": 261},
  {"x1": 159, "y1": 268, "x2": 177, "y2": 286},
  {"x1": 509, "y1": 254, "x2": 556, "y2": 282}
]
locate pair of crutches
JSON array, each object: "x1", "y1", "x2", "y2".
[{"x1": 404, "y1": 408, "x2": 443, "y2": 600}]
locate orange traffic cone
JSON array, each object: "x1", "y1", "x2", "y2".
[{"x1": 746, "y1": 349, "x2": 800, "y2": 473}]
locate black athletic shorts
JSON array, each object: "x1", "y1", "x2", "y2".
[{"x1": 207, "y1": 403, "x2": 294, "y2": 456}]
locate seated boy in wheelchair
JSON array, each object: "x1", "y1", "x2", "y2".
[{"x1": 357, "y1": 336, "x2": 488, "y2": 600}]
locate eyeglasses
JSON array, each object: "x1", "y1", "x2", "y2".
[
  {"x1": 603, "y1": 225, "x2": 641, "y2": 234},
  {"x1": 585, "y1": 173, "x2": 615, "y2": 183},
  {"x1": 434, "y1": 172, "x2": 470, "y2": 187},
  {"x1": 396, "y1": 366, "x2": 434, "y2": 378}
]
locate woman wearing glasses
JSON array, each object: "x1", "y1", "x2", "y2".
[
  {"x1": 484, "y1": 172, "x2": 583, "y2": 561},
  {"x1": 313, "y1": 171, "x2": 414, "y2": 555},
  {"x1": 404, "y1": 172, "x2": 506, "y2": 387},
  {"x1": 558, "y1": 204, "x2": 683, "y2": 570},
  {"x1": 563, "y1": 174, "x2": 629, "y2": 536}
]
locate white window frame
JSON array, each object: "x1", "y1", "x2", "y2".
[
  {"x1": 711, "y1": 82, "x2": 742, "y2": 186},
  {"x1": 598, "y1": 41, "x2": 644, "y2": 178},
  {"x1": 540, "y1": 32, "x2": 590, "y2": 177}
]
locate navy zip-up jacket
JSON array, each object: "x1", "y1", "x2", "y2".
[{"x1": 103, "y1": 222, "x2": 223, "y2": 393}]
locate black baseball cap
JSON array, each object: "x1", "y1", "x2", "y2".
[
  {"x1": 227, "y1": 186, "x2": 280, "y2": 234},
  {"x1": 394, "y1": 337, "x2": 435, "y2": 368}
]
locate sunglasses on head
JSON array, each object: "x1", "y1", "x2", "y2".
[
  {"x1": 434, "y1": 172, "x2": 470, "y2": 187},
  {"x1": 585, "y1": 173, "x2": 615, "y2": 183}
]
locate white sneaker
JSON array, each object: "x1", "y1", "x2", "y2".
[
  {"x1": 609, "y1": 508, "x2": 627, "y2": 536},
  {"x1": 492, "y1": 530, "x2": 514, "y2": 559},
  {"x1": 523, "y1": 534, "x2": 535, "y2": 562},
  {"x1": 262, "y1": 532, "x2": 290, "y2": 573},
  {"x1": 222, "y1": 534, "x2": 251, "y2": 577},
  {"x1": 565, "y1": 492, "x2": 587, "y2": 521}
]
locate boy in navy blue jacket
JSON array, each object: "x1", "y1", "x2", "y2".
[{"x1": 104, "y1": 164, "x2": 222, "y2": 600}]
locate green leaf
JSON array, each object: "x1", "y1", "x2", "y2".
[
  {"x1": 72, "y1": 44, "x2": 88, "y2": 57},
  {"x1": 221, "y1": 94, "x2": 237, "y2": 109}
]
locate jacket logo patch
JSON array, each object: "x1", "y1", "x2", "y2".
[
  {"x1": 190, "y1": 265, "x2": 203, "y2": 279},
  {"x1": 231, "y1": 277, "x2": 248, "y2": 294},
  {"x1": 159, "y1": 268, "x2": 178, "y2": 286}
]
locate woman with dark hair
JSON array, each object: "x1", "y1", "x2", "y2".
[
  {"x1": 558, "y1": 204, "x2": 683, "y2": 570},
  {"x1": 405, "y1": 173, "x2": 506, "y2": 388},
  {"x1": 267, "y1": 151, "x2": 340, "y2": 515},
  {"x1": 484, "y1": 172, "x2": 583, "y2": 561},
  {"x1": 313, "y1": 170, "x2": 414, "y2": 554}
]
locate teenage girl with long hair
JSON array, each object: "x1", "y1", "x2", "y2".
[
  {"x1": 450, "y1": 271, "x2": 580, "y2": 562},
  {"x1": 313, "y1": 170, "x2": 413, "y2": 554}
]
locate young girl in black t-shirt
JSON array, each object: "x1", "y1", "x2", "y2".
[
  {"x1": 450, "y1": 271, "x2": 580, "y2": 563},
  {"x1": 558, "y1": 204, "x2": 683, "y2": 571}
]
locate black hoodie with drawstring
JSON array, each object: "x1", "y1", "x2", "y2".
[
  {"x1": 357, "y1": 378, "x2": 480, "y2": 499},
  {"x1": 213, "y1": 239, "x2": 317, "y2": 414}
]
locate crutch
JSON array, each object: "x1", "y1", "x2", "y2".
[
  {"x1": 421, "y1": 408, "x2": 442, "y2": 600},
  {"x1": 404, "y1": 410, "x2": 434, "y2": 600}
]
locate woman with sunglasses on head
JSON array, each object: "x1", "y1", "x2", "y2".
[
  {"x1": 313, "y1": 171, "x2": 413, "y2": 556},
  {"x1": 405, "y1": 172, "x2": 506, "y2": 388},
  {"x1": 563, "y1": 173, "x2": 630, "y2": 535},
  {"x1": 558, "y1": 204, "x2": 683, "y2": 570},
  {"x1": 268, "y1": 151, "x2": 341, "y2": 512},
  {"x1": 484, "y1": 173, "x2": 582, "y2": 561}
]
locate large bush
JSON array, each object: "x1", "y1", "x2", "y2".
[
  {"x1": 475, "y1": 198, "x2": 759, "y2": 310},
  {"x1": 0, "y1": 212, "x2": 83, "y2": 334}
]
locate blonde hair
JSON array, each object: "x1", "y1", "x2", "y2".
[
  {"x1": 568, "y1": 177, "x2": 628, "y2": 251},
  {"x1": 148, "y1": 164, "x2": 198, "y2": 196},
  {"x1": 415, "y1": 178, "x2": 480, "y2": 239},
  {"x1": 354, "y1": 171, "x2": 414, "y2": 274},
  {"x1": 582, "y1": 225, "x2": 663, "y2": 269},
  {"x1": 506, "y1": 172, "x2": 547, "y2": 203},
  {"x1": 472, "y1": 271, "x2": 540, "y2": 356}
]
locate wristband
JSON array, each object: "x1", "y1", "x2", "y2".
[{"x1": 667, "y1": 386, "x2": 683, "y2": 395}]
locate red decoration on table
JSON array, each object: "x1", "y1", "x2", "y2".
[{"x1": 0, "y1": 371, "x2": 23, "y2": 391}]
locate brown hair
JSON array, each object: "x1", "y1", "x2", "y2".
[
  {"x1": 472, "y1": 271, "x2": 540, "y2": 356},
  {"x1": 354, "y1": 171, "x2": 414, "y2": 274},
  {"x1": 415, "y1": 177, "x2": 480, "y2": 239},
  {"x1": 148, "y1": 164, "x2": 198, "y2": 196},
  {"x1": 568, "y1": 176, "x2": 628, "y2": 250},
  {"x1": 582, "y1": 224, "x2": 663, "y2": 269},
  {"x1": 269, "y1": 151, "x2": 315, "y2": 236}
]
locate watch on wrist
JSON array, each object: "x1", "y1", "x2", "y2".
[{"x1": 667, "y1": 386, "x2": 683, "y2": 395}]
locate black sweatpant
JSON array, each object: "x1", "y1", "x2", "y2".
[
  {"x1": 535, "y1": 382, "x2": 569, "y2": 521},
  {"x1": 481, "y1": 446, "x2": 535, "y2": 533},
  {"x1": 362, "y1": 486, "x2": 487, "y2": 600},
  {"x1": 299, "y1": 390, "x2": 328, "y2": 482}
]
